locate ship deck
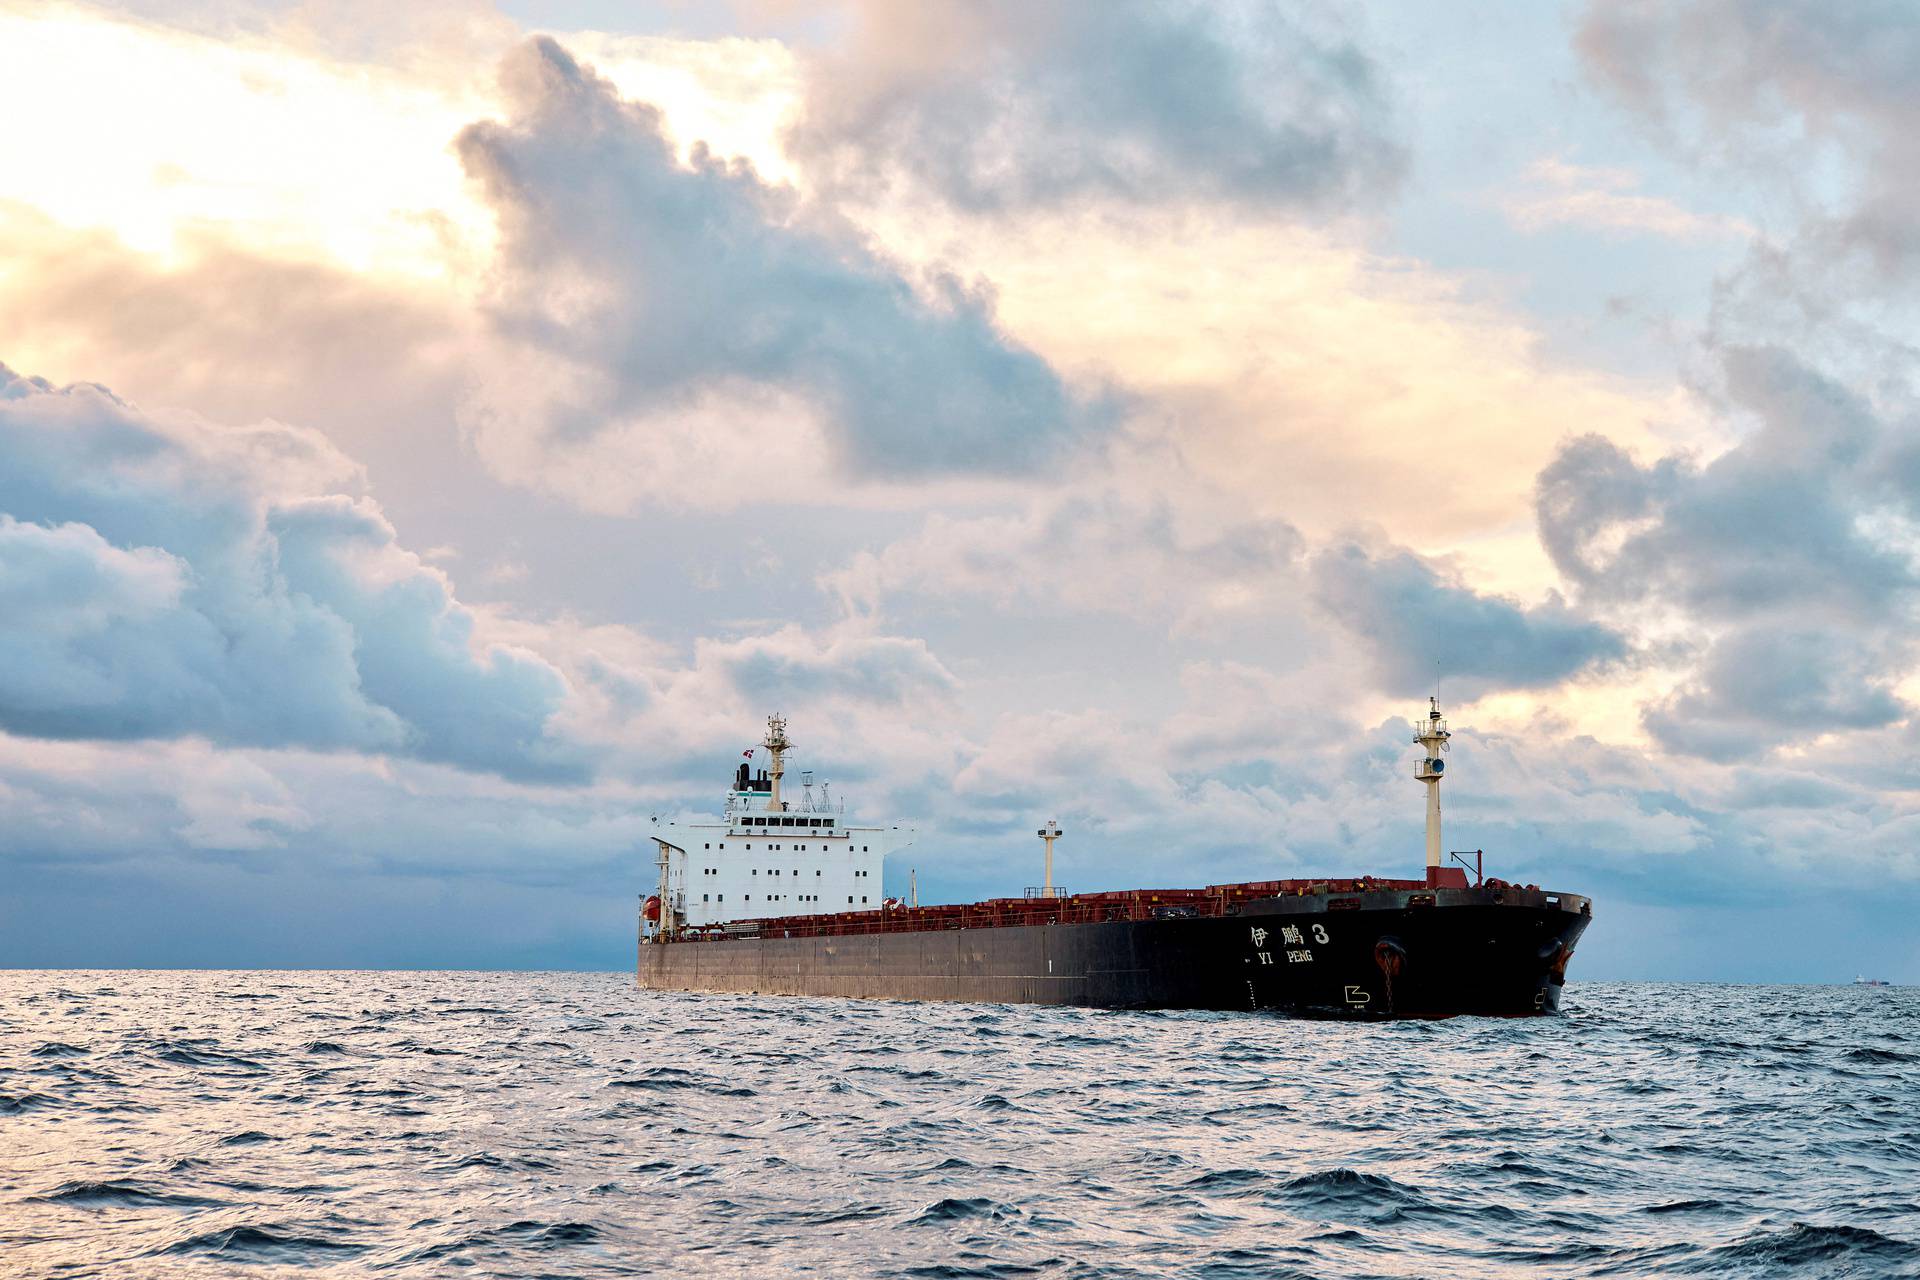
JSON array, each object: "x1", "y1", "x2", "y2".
[{"x1": 668, "y1": 873, "x2": 1555, "y2": 942}]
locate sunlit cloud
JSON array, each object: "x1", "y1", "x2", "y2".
[{"x1": 1499, "y1": 157, "x2": 1755, "y2": 242}]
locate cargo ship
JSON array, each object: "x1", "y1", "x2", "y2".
[{"x1": 639, "y1": 704, "x2": 1591, "y2": 1018}]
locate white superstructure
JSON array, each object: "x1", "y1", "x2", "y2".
[{"x1": 647, "y1": 716, "x2": 914, "y2": 935}]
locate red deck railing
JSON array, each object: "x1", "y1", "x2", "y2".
[{"x1": 671, "y1": 875, "x2": 1481, "y2": 942}]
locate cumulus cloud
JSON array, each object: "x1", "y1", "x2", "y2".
[
  {"x1": 1578, "y1": 0, "x2": 1920, "y2": 281},
  {"x1": 1536, "y1": 345, "x2": 1920, "y2": 756},
  {"x1": 1564, "y1": 3, "x2": 1920, "y2": 762},
  {"x1": 1642, "y1": 628, "x2": 1907, "y2": 761},
  {"x1": 1309, "y1": 541, "x2": 1627, "y2": 697},
  {"x1": 0, "y1": 364, "x2": 582, "y2": 782},
  {"x1": 783, "y1": 0, "x2": 1403, "y2": 215},
  {"x1": 453, "y1": 35, "x2": 1092, "y2": 510},
  {"x1": 708, "y1": 628, "x2": 958, "y2": 706},
  {"x1": 1537, "y1": 358, "x2": 1915, "y2": 623}
]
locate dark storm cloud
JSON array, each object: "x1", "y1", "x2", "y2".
[
  {"x1": 784, "y1": 0, "x2": 1404, "y2": 215},
  {"x1": 1310, "y1": 541, "x2": 1626, "y2": 696},
  {"x1": 0, "y1": 364, "x2": 583, "y2": 783},
  {"x1": 455, "y1": 36, "x2": 1091, "y2": 479}
]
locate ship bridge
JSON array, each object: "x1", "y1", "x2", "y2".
[{"x1": 647, "y1": 716, "x2": 914, "y2": 934}]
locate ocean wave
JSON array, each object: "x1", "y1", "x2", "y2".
[
  {"x1": 1, "y1": 974, "x2": 1915, "y2": 1279},
  {"x1": 29, "y1": 1178, "x2": 224, "y2": 1208},
  {"x1": 1699, "y1": 1222, "x2": 1920, "y2": 1271},
  {"x1": 907, "y1": 1197, "x2": 1023, "y2": 1225},
  {"x1": 152, "y1": 1222, "x2": 366, "y2": 1259}
]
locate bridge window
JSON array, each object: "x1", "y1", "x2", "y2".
[
  {"x1": 815, "y1": 870, "x2": 821, "y2": 876},
  {"x1": 702, "y1": 893, "x2": 709, "y2": 902}
]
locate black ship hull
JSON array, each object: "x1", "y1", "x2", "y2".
[{"x1": 638, "y1": 884, "x2": 1591, "y2": 1019}]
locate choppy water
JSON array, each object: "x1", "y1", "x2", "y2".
[{"x1": 2, "y1": 974, "x2": 1917, "y2": 1278}]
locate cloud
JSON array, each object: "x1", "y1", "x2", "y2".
[
  {"x1": 1309, "y1": 540, "x2": 1627, "y2": 697},
  {"x1": 1577, "y1": 0, "x2": 1920, "y2": 282},
  {"x1": 782, "y1": 0, "x2": 1403, "y2": 215},
  {"x1": 0, "y1": 364, "x2": 582, "y2": 782},
  {"x1": 824, "y1": 467, "x2": 1307, "y2": 630},
  {"x1": 1642, "y1": 627, "x2": 1907, "y2": 761},
  {"x1": 0, "y1": 203, "x2": 472, "y2": 470},
  {"x1": 1537, "y1": 349, "x2": 1918, "y2": 622},
  {"x1": 452, "y1": 35, "x2": 1093, "y2": 510},
  {"x1": 1498, "y1": 157, "x2": 1752, "y2": 241},
  {"x1": 1564, "y1": 3, "x2": 1920, "y2": 762},
  {"x1": 1536, "y1": 345, "x2": 1920, "y2": 757},
  {"x1": 705, "y1": 627, "x2": 959, "y2": 706}
]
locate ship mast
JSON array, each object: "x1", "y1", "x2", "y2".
[
  {"x1": 1036, "y1": 819, "x2": 1064, "y2": 899},
  {"x1": 764, "y1": 714, "x2": 792, "y2": 812},
  {"x1": 1413, "y1": 697, "x2": 1450, "y2": 877}
]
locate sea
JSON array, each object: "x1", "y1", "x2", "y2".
[{"x1": 2, "y1": 973, "x2": 1916, "y2": 1279}]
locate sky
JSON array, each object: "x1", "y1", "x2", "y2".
[{"x1": 1, "y1": 0, "x2": 1916, "y2": 981}]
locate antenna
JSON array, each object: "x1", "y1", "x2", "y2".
[{"x1": 800, "y1": 769, "x2": 815, "y2": 812}]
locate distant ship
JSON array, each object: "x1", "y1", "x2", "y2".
[
  {"x1": 1855, "y1": 976, "x2": 1892, "y2": 987},
  {"x1": 639, "y1": 703, "x2": 1592, "y2": 1018}
]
